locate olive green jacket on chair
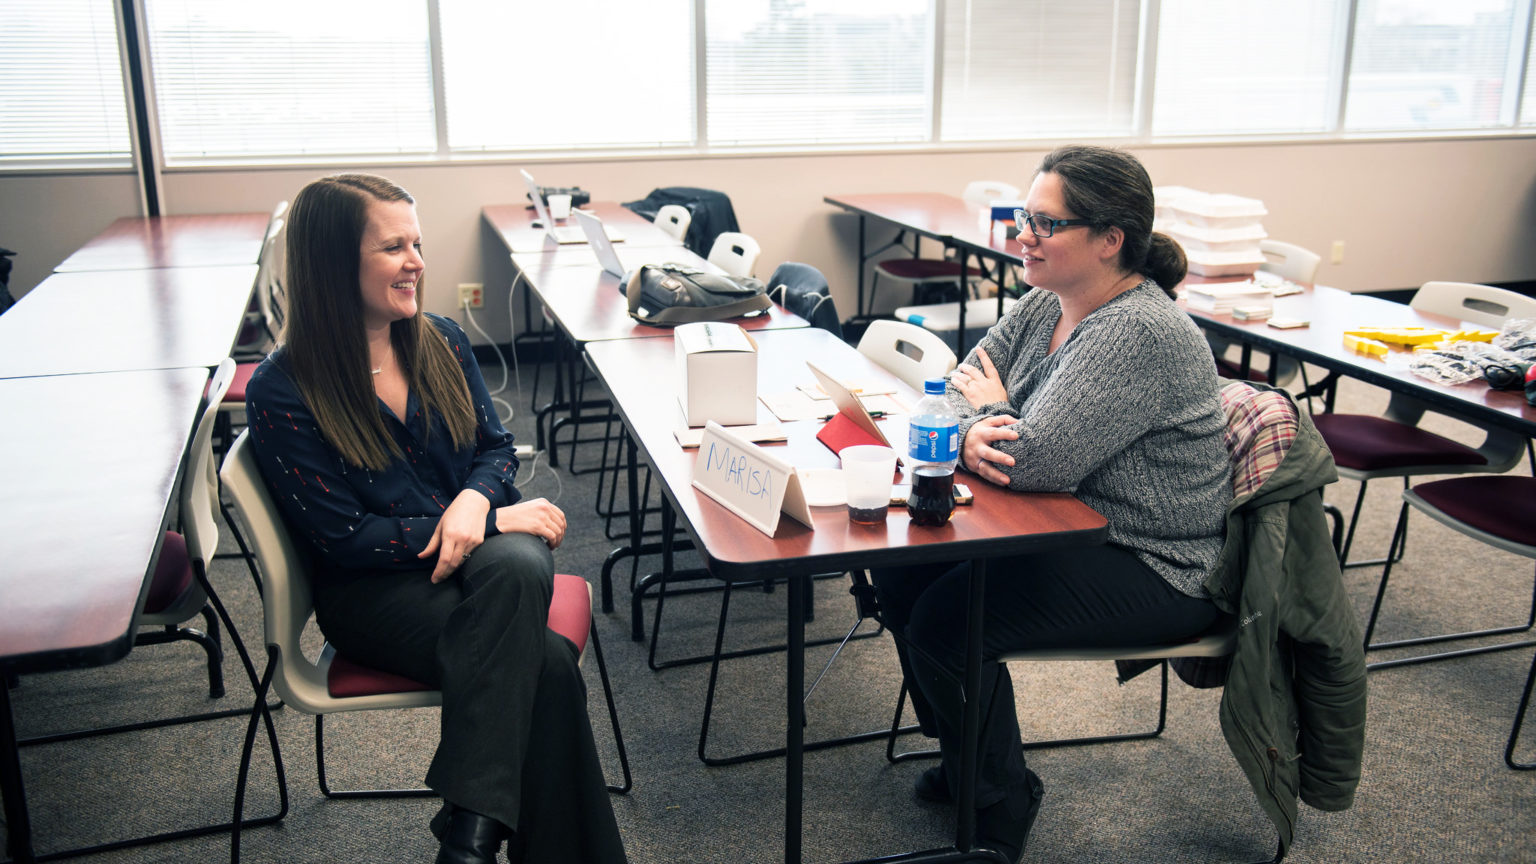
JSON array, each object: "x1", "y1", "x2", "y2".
[{"x1": 1206, "y1": 385, "x2": 1367, "y2": 859}]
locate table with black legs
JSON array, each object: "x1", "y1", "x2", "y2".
[{"x1": 586, "y1": 328, "x2": 1108, "y2": 863}]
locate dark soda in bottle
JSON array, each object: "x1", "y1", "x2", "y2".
[{"x1": 906, "y1": 465, "x2": 955, "y2": 526}]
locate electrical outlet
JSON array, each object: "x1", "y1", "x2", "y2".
[
  {"x1": 458, "y1": 283, "x2": 484, "y2": 309},
  {"x1": 1330, "y1": 241, "x2": 1345, "y2": 266}
]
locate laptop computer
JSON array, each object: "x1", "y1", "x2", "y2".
[
  {"x1": 572, "y1": 207, "x2": 627, "y2": 278},
  {"x1": 520, "y1": 169, "x2": 624, "y2": 245}
]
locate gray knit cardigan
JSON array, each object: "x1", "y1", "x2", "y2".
[{"x1": 950, "y1": 280, "x2": 1230, "y2": 597}]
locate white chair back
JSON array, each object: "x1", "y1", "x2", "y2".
[
  {"x1": 707, "y1": 231, "x2": 761, "y2": 279},
  {"x1": 140, "y1": 358, "x2": 237, "y2": 627},
  {"x1": 255, "y1": 207, "x2": 288, "y2": 339},
  {"x1": 181, "y1": 358, "x2": 237, "y2": 566},
  {"x1": 1258, "y1": 240, "x2": 1321, "y2": 284},
  {"x1": 654, "y1": 204, "x2": 692, "y2": 242},
  {"x1": 858, "y1": 319, "x2": 958, "y2": 391},
  {"x1": 961, "y1": 180, "x2": 1021, "y2": 211},
  {"x1": 220, "y1": 431, "x2": 440, "y2": 713},
  {"x1": 1412, "y1": 281, "x2": 1536, "y2": 330}
]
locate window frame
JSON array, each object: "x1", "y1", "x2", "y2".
[{"x1": 3, "y1": 0, "x2": 1533, "y2": 176}]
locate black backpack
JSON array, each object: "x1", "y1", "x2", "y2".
[{"x1": 622, "y1": 263, "x2": 771, "y2": 326}]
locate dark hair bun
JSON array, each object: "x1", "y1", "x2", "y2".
[{"x1": 1145, "y1": 232, "x2": 1187, "y2": 298}]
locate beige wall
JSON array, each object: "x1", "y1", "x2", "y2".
[
  {"x1": 5, "y1": 137, "x2": 1535, "y2": 345},
  {"x1": 0, "y1": 172, "x2": 142, "y2": 298}
]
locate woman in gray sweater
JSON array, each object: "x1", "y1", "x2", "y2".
[{"x1": 873, "y1": 145, "x2": 1230, "y2": 862}]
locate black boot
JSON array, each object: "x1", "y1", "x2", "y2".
[
  {"x1": 434, "y1": 805, "x2": 507, "y2": 864},
  {"x1": 975, "y1": 768, "x2": 1044, "y2": 863}
]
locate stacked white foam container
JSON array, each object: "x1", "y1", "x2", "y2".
[{"x1": 1153, "y1": 186, "x2": 1268, "y2": 278}]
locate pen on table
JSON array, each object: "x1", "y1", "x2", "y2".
[{"x1": 817, "y1": 410, "x2": 886, "y2": 420}]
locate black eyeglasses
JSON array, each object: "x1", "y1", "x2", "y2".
[{"x1": 1013, "y1": 208, "x2": 1093, "y2": 239}]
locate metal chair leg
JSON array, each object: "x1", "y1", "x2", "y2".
[
  {"x1": 1506, "y1": 648, "x2": 1536, "y2": 770},
  {"x1": 588, "y1": 618, "x2": 632, "y2": 794},
  {"x1": 1338, "y1": 477, "x2": 1409, "y2": 569},
  {"x1": 1365, "y1": 512, "x2": 1536, "y2": 670},
  {"x1": 884, "y1": 662, "x2": 1172, "y2": 763},
  {"x1": 698, "y1": 575, "x2": 901, "y2": 767}
]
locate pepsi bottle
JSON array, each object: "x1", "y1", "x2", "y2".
[{"x1": 906, "y1": 377, "x2": 958, "y2": 526}]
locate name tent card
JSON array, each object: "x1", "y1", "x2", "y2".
[{"x1": 692, "y1": 421, "x2": 813, "y2": 537}]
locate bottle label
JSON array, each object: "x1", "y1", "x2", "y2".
[{"x1": 908, "y1": 417, "x2": 958, "y2": 463}]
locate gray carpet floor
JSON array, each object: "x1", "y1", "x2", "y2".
[{"x1": 4, "y1": 357, "x2": 1534, "y2": 863}]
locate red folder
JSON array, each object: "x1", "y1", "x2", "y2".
[{"x1": 816, "y1": 411, "x2": 888, "y2": 455}]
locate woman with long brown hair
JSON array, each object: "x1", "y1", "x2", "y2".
[{"x1": 245, "y1": 173, "x2": 625, "y2": 864}]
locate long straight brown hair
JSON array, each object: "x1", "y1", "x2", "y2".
[{"x1": 281, "y1": 173, "x2": 476, "y2": 471}]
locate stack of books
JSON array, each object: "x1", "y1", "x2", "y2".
[{"x1": 1184, "y1": 282, "x2": 1275, "y2": 317}]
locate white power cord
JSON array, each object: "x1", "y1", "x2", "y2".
[
  {"x1": 513, "y1": 447, "x2": 564, "y2": 505},
  {"x1": 460, "y1": 297, "x2": 515, "y2": 425},
  {"x1": 505, "y1": 271, "x2": 526, "y2": 407}
]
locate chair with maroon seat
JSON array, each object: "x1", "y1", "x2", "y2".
[
  {"x1": 15, "y1": 359, "x2": 288, "y2": 858},
  {"x1": 217, "y1": 207, "x2": 287, "y2": 454},
  {"x1": 220, "y1": 430, "x2": 630, "y2": 860},
  {"x1": 1363, "y1": 475, "x2": 1536, "y2": 671},
  {"x1": 26, "y1": 359, "x2": 241, "y2": 744},
  {"x1": 867, "y1": 180, "x2": 1018, "y2": 317},
  {"x1": 1313, "y1": 281, "x2": 1536, "y2": 569}
]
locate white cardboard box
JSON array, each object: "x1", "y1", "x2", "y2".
[{"x1": 675, "y1": 322, "x2": 758, "y2": 427}]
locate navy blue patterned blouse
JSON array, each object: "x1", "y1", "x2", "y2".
[{"x1": 245, "y1": 314, "x2": 521, "y2": 575}]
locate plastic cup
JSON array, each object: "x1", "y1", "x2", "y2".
[
  {"x1": 548, "y1": 194, "x2": 573, "y2": 220},
  {"x1": 841, "y1": 445, "x2": 897, "y2": 525}
]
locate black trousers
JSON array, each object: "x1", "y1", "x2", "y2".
[
  {"x1": 312, "y1": 532, "x2": 626, "y2": 864},
  {"x1": 872, "y1": 544, "x2": 1219, "y2": 818}
]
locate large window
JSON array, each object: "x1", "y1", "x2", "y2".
[
  {"x1": 440, "y1": 0, "x2": 694, "y2": 153},
  {"x1": 1154, "y1": 0, "x2": 1346, "y2": 136},
  {"x1": 1345, "y1": 0, "x2": 1522, "y2": 131},
  {"x1": 0, "y1": 0, "x2": 132, "y2": 167},
  {"x1": 145, "y1": 0, "x2": 437, "y2": 161},
  {"x1": 1524, "y1": 6, "x2": 1536, "y2": 125},
  {"x1": 705, "y1": 0, "x2": 930, "y2": 147},
  {"x1": 5, "y1": 0, "x2": 1535, "y2": 169},
  {"x1": 940, "y1": 0, "x2": 1141, "y2": 142}
]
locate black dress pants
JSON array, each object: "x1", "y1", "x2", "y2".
[
  {"x1": 311, "y1": 531, "x2": 626, "y2": 863},
  {"x1": 872, "y1": 544, "x2": 1219, "y2": 818}
]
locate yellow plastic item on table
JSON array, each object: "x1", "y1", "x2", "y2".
[
  {"x1": 1343, "y1": 333, "x2": 1390, "y2": 357},
  {"x1": 1344, "y1": 326, "x2": 1447, "y2": 347},
  {"x1": 1446, "y1": 328, "x2": 1499, "y2": 343}
]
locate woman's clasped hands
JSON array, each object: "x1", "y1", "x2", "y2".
[{"x1": 420, "y1": 490, "x2": 567, "y2": 583}]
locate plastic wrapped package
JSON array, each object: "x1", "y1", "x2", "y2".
[
  {"x1": 1493, "y1": 318, "x2": 1536, "y2": 359},
  {"x1": 1408, "y1": 347, "x2": 1483, "y2": 386},
  {"x1": 1408, "y1": 340, "x2": 1533, "y2": 388}
]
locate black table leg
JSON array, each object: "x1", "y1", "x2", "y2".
[
  {"x1": 1, "y1": 681, "x2": 36, "y2": 863},
  {"x1": 786, "y1": 570, "x2": 806, "y2": 864},
  {"x1": 956, "y1": 558, "x2": 985, "y2": 853}
]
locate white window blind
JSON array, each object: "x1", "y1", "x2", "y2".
[
  {"x1": 1153, "y1": 0, "x2": 1345, "y2": 135},
  {"x1": 940, "y1": 0, "x2": 1140, "y2": 142},
  {"x1": 1345, "y1": 0, "x2": 1519, "y2": 131},
  {"x1": 0, "y1": 0, "x2": 132, "y2": 166},
  {"x1": 1522, "y1": 7, "x2": 1536, "y2": 125},
  {"x1": 144, "y1": 0, "x2": 436, "y2": 162},
  {"x1": 705, "y1": 0, "x2": 930, "y2": 147},
  {"x1": 440, "y1": 0, "x2": 693, "y2": 152}
]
